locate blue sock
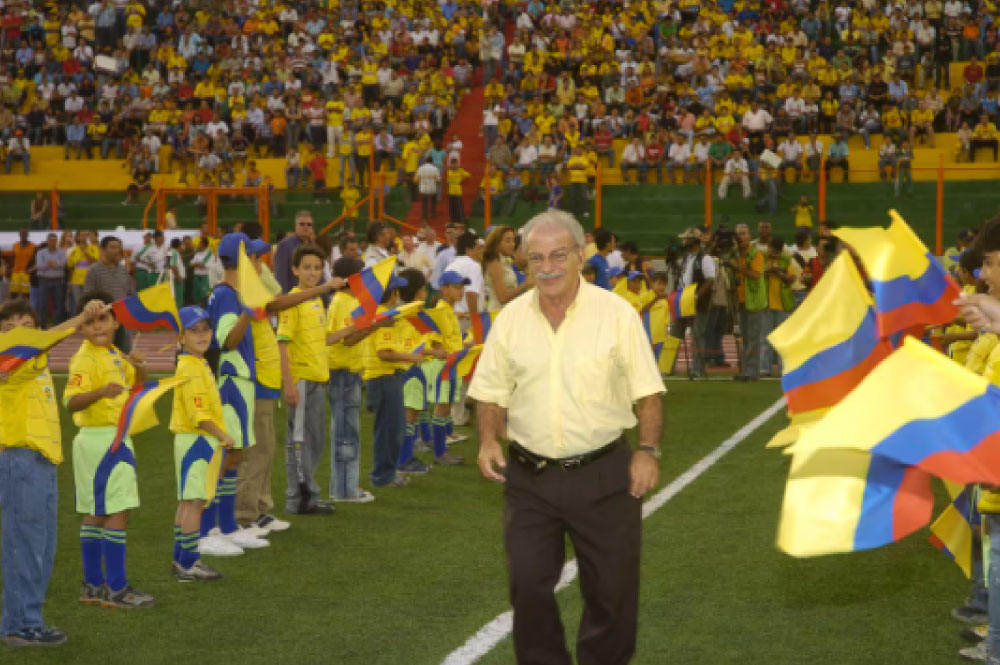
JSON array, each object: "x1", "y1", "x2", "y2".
[
  {"x1": 80, "y1": 524, "x2": 105, "y2": 586},
  {"x1": 200, "y1": 496, "x2": 218, "y2": 537},
  {"x1": 433, "y1": 416, "x2": 448, "y2": 458},
  {"x1": 102, "y1": 528, "x2": 128, "y2": 592},
  {"x1": 419, "y1": 412, "x2": 432, "y2": 443},
  {"x1": 399, "y1": 422, "x2": 416, "y2": 465},
  {"x1": 218, "y1": 469, "x2": 238, "y2": 535},
  {"x1": 172, "y1": 524, "x2": 182, "y2": 564},
  {"x1": 179, "y1": 531, "x2": 200, "y2": 569}
]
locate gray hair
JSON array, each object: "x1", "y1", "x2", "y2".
[
  {"x1": 520, "y1": 210, "x2": 586, "y2": 250},
  {"x1": 295, "y1": 209, "x2": 313, "y2": 222}
]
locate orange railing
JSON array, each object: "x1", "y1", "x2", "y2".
[{"x1": 142, "y1": 185, "x2": 271, "y2": 237}]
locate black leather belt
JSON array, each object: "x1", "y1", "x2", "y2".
[{"x1": 509, "y1": 437, "x2": 625, "y2": 473}]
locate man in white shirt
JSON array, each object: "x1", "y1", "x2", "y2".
[
  {"x1": 741, "y1": 101, "x2": 773, "y2": 137},
  {"x1": 430, "y1": 222, "x2": 463, "y2": 289},
  {"x1": 415, "y1": 158, "x2": 441, "y2": 221},
  {"x1": 5, "y1": 132, "x2": 30, "y2": 174},
  {"x1": 412, "y1": 224, "x2": 441, "y2": 278},
  {"x1": 718, "y1": 151, "x2": 751, "y2": 198},
  {"x1": 777, "y1": 134, "x2": 804, "y2": 182},
  {"x1": 619, "y1": 137, "x2": 647, "y2": 184},
  {"x1": 692, "y1": 136, "x2": 710, "y2": 180},
  {"x1": 666, "y1": 136, "x2": 693, "y2": 184},
  {"x1": 363, "y1": 221, "x2": 396, "y2": 267},
  {"x1": 803, "y1": 133, "x2": 825, "y2": 173},
  {"x1": 445, "y1": 231, "x2": 485, "y2": 315},
  {"x1": 784, "y1": 94, "x2": 807, "y2": 133}
]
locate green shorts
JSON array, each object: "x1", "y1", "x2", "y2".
[
  {"x1": 403, "y1": 370, "x2": 427, "y2": 411},
  {"x1": 218, "y1": 375, "x2": 256, "y2": 449},
  {"x1": 72, "y1": 426, "x2": 138, "y2": 516},
  {"x1": 423, "y1": 358, "x2": 462, "y2": 405},
  {"x1": 174, "y1": 432, "x2": 222, "y2": 502}
]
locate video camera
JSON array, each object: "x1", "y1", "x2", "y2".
[{"x1": 707, "y1": 224, "x2": 736, "y2": 259}]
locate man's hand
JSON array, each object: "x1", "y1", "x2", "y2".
[
  {"x1": 102, "y1": 383, "x2": 126, "y2": 399},
  {"x1": 284, "y1": 383, "x2": 299, "y2": 408},
  {"x1": 956, "y1": 294, "x2": 1000, "y2": 334},
  {"x1": 477, "y1": 439, "x2": 507, "y2": 483},
  {"x1": 324, "y1": 276, "x2": 346, "y2": 292},
  {"x1": 629, "y1": 450, "x2": 659, "y2": 498}
]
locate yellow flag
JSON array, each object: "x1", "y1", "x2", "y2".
[{"x1": 237, "y1": 243, "x2": 273, "y2": 312}]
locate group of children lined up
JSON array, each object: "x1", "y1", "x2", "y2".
[{"x1": 0, "y1": 229, "x2": 478, "y2": 648}]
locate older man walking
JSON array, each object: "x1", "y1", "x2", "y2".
[
  {"x1": 83, "y1": 235, "x2": 134, "y2": 351},
  {"x1": 470, "y1": 210, "x2": 665, "y2": 665},
  {"x1": 273, "y1": 210, "x2": 316, "y2": 293}
]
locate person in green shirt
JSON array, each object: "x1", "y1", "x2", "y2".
[
  {"x1": 729, "y1": 223, "x2": 767, "y2": 381},
  {"x1": 707, "y1": 135, "x2": 732, "y2": 172}
]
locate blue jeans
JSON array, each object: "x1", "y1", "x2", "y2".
[
  {"x1": 365, "y1": 372, "x2": 404, "y2": 487},
  {"x1": 37, "y1": 278, "x2": 64, "y2": 328},
  {"x1": 5, "y1": 152, "x2": 29, "y2": 174},
  {"x1": 988, "y1": 514, "x2": 1000, "y2": 664},
  {"x1": 328, "y1": 370, "x2": 362, "y2": 499},
  {"x1": 0, "y1": 448, "x2": 58, "y2": 635},
  {"x1": 739, "y1": 306, "x2": 764, "y2": 378},
  {"x1": 759, "y1": 309, "x2": 788, "y2": 376}
]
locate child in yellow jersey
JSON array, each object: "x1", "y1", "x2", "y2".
[
  {"x1": 424, "y1": 270, "x2": 472, "y2": 464},
  {"x1": 169, "y1": 307, "x2": 234, "y2": 581},
  {"x1": 63, "y1": 292, "x2": 154, "y2": 609},
  {"x1": 620, "y1": 270, "x2": 656, "y2": 313},
  {"x1": 277, "y1": 245, "x2": 332, "y2": 514},
  {"x1": 941, "y1": 252, "x2": 981, "y2": 366},
  {"x1": 341, "y1": 177, "x2": 361, "y2": 232},
  {"x1": 326, "y1": 258, "x2": 381, "y2": 503},
  {"x1": 363, "y1": 274, "x2": 425, "y2": 488},
  {"x1": 396, "y1": 269, "x2": 441, "y2": 474},
  {"x1": 0, "y1": 298, "x2": 103, "y2": 646}
]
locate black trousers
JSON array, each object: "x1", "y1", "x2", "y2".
[{"x1": 503, "y1": 441, "x2": 641, "y2": 665}]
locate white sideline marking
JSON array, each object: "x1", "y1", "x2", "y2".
[{"x1": 441, "y1": 397, "x2": 788, "y2": 665}]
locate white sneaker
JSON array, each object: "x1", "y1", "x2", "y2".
[
  {"x1": 256, "y1": 514, "x2": 290, "y2": 532},
  {"x1": 338, "y1": 489, "x2": 375, "y2": 504},
  {"x1": 224, "y1": 528, "x2": 270, "y2": 550},
  {"x1": 236, "y1": 523, "x2": 269, "y2": 538},
  {"x1": 199, "y1": 535, "x2": 244, "y2": 557},
  {"x1": 446, "y1": 433, "x2": 468, "y2": 445}
]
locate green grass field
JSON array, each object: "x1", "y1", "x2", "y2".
[
  {"x1": 5, "y1": 180, "x2": 999, "y2": 256},
  {"x1": 0, "y1": 377, "x2": 974, "y2": 665}
]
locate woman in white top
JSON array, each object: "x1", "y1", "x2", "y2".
[{"x1": 482, "y1": 225, "x2": 532, "y2": 312}]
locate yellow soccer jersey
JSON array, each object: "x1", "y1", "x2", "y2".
[
  {"x1": 968, "y1": 332, "x2": 999, "y2": 376},
  {"x1": 169, "y1": 353, "x2": 225, "y2": 435},
  {"x1": 67, "y1": 244, "x2": 100, "y2": 286},
  {"x1": 276, "y1": 289, "x2": 328, "y2": 383},
  {"x1": 395, "y1": 315, "x2": 424, "y2": 371},
  {"x1": 621, "y1": 288, "x2": 656, "y2": 314},
  {"x1": 429, "y1": 300, "x2": 463, "y2": 353},
  {"x1": 64, "y1": 340, "x2": 136, "y2": 428},
  {"x1": 363, "y1": 305, "x2": 402, "y2": 380},
  {"x1": 252, "y1": 317, "x2": 282, "y2": 398},
  {"x1": 0, "y1": 354, "x2": 61, "y2": 464},
  {"x1": 327, "y1": 290, "x2": 364, "y2": 373}
]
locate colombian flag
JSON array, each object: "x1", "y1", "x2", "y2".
[
  {"x1": 237, "y1": 243, "x2": 272, "y2": 320},
  {"x1": 407, "y1": 310, "x2": 441, "y2": 335},
  {"x1": 929, "y1": 481, "x2": 978, "y2": 578},
  {"x1": 642, "y1": 299, "x2": 669, "y2": 344},
  {"x1": 668, "y1": 285, "x2": 696, "y2": 321},
  {"x1": 0, "y1": 326, "x2": 75, "y2": 372},
  {"x1": 658, "y1": 335, "x2": 681, "y2": 374},
  {"x1": 112, "y1": 283, "x2": 181, "y2": 332},
  {"x1": 110, "y1": 377, "x2": 188, "y2": 454},
  {"x1": 789, "y1": 337, "x2": 1000, "y2": 487},
  {"x1": 834, "y1": 210, "x2": 960, "y2": 339},
  {"x1": 769, "y1": 253, "x2": 892, "y2": 417},
  {"x1": 436, "y1": 345, "x2": 482, "y2": 402},
  {"x1": 777, "y1": 446, "x2": 934, "y2": 556},
  {"x1": 470, "y1": 311, "x2": 496, "y2": 344},
  {"x1": 370, "y1": 301, "x2": 424, "y2": 325},
  {"x1": 349, "y1": 256, "x2": 397, "y2": 327}
]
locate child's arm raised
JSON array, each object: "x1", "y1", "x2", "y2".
[
  {"x1": 66, "y1": 382, "x2": 126, "y2": 413},
  {"x1": 265, "y1": 277, "x2": 346, "y2": 314}
]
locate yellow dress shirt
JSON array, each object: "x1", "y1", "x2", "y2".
[{"x1": 468, "y1": 281, "x2": 666, "y2": 458}]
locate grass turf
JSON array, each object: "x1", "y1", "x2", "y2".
[{"x1": 0, "y1": 377, "x2": 970, "y2": 664}]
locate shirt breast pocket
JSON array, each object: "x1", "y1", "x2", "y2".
[{"x1": 570, "y1": 347, "x2": 620, "y2": 405}]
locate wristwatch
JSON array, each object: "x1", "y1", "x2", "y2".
[{"x1": 638, "y1": 444, "x2": 661, "y2": 459}]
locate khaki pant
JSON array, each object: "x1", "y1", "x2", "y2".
[{"x1": 235, "y1": 398, "x2": 276, "y2": 524}]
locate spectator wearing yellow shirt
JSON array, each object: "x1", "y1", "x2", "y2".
[
  {"x1": 341, "y1": 178, "x2": 361, "y2": 230},
  {"x1": 909, "y1": 106, "x2": 936, "y2": 147},
  {"x1": 972, "y1": 114, "x2": 999, "y2": 162},
  {"x1": 447, "y1": 161, "x2": 470, "y2": 223},
  {"x1": 760, "y1": 236, "x2": 798, "y2": 376},
  {"x1": 882, "y1": 105, "x2": 906, "y2": 143},
  {"x1": 66, "y1": 232, "x2": 99, "y2": 314},
  {"x1": 325, "y1": 98, "x2": 345, "y2": 159},
  {"x1": 565, "y1": 146, "x2": 592, "y2": 219},
  {"x1": 353, "y1": 126, "x2": 373, "y2": 188},
  {"x1": 401, "y1": 139, "x2": 424, "y2": 202}
]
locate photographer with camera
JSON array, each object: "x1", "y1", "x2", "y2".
[
  {"x1": 702, "y1": 226, "x2": 736, "y2": 368},
  {"x1": 727, "y1": 224, "x2": 767, "y2": 381},
  {"x1": 670, "y1": 228, "x2": 716, "y2": 379}
]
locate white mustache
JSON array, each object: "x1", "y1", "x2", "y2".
[{"x1": 535, "y1": 270, "x2": 564, "y2": 280}]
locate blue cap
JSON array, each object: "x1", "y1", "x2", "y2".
[
  {"x1": 608, "y1": 267, "x2": 624, "y2": 278},
  {"x1": 179, "y1": 306, "x2": 210, "y2": 330},
  {"x1": 387, "y1": 275, "x2": 408, "y2": 291},
  {"x1": 248, "y1": 239, "x2": 271, "y2": 256},
  {"x1": 217, "y1": 232, "x2": 250, "y2": 268},
  {"x1": 627, "y1": 270, "x2": 643, "y2": 280},
  {"x1": 440, "y1": 270, "x2": 471, "y2": 286}
]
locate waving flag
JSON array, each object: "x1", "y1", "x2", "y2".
[
  {"x1": 112, "y1": 283, "x2": 181, "y2": 332},
  {"x1": 929, "y1": 481, "x2": 979, "y2": 577},
  {"x1": 789, "y1": 338, "x2": 1000, "y2": 486},
  {"x1": 436, "y1": 345, "x2": 482, "y2": 402},
  {"x1": 658, "y1": 335, "x2": 681, "y2": 374},
  {"x1": 349, "y1": 256, "x2": 397, "y2": 327},
  {"x1": 110, "y1": 376, "x2": 188, "y2": 454},
  {"x1": 470, "y1": 311, "x2": 496, "y2": 344},
  {"x1": 0, "y1": 326, "x2": 75, "y2": 372},
  {"x1": 237, "y1": 244, "x2": 272, "y2": 319},
  {"x1": 834, "y1": 210, "x2": 960, "y2": 339},
  {"x1": 777, "y1": 447, "x2": 934, "y2": 556},
  {"x1": 668, "y1": 284, "x2": 697, "y2": 321},
  {"x1": 367, "y1": 301, "x2": 424, "y2": 326},
  {"x1": 769, "y1": 253, "x2": 893, "y2": 417},
  {"x1": 642, "y1": 299, "x2": 669, "y2": 344},
  {"x1": 407, "y1": 310, "x2": 442, "y2": 335}
]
